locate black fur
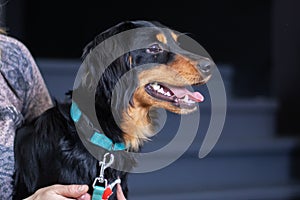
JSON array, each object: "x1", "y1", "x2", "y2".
[
  {"x1": 13, "y1": 20, "x2": 213, "y2": 199},
  {"x1": 12, "y1": 20, "x2": 175, "y2": 200}
]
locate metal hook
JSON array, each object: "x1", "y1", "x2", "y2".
[
  {"x1": 103, "y1": 153, "x2": 114, "y2": 169},
  {"x1": 98, "y1": 153, "x2": 114, "y2": 183}
]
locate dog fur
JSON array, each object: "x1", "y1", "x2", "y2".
[{"x1": 12, "y1": 20, "x2": 214, "y2": 199}]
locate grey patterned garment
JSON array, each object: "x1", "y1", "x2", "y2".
[{"x1": 0, "y1": 34, "x2": 53, "y2": 199}]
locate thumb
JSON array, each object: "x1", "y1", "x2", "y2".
[
  {"x1": 54, "y1": 184, "x2": 89, "y2": 198},
  {"x1": 116, "y1": 184, "x2": 126, "y2": 200}
]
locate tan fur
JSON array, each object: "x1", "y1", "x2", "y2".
[
  {"x1": 121, "y1": 91, "x2": 154, "y2": 151},
  {"x1": 170, "y1": 31, "x2": 178, "y2": 41},
  {"x1": 156, "y1": 33, "x2": 167, "y2": 44},
  {"x1": 120, "y1": 55, "x2": 209, "y2": 150}
]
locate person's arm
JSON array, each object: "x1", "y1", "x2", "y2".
[
  {"x1": 14, "y1": 37, "x2": 53, "y2": 122},
  {"x1": 0, "y1": 34, "x2": 30, "y2": 199}
]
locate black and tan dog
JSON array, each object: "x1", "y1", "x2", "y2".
[{"x1": 13, "y1": 20, "x2": 214, "y2": 199}]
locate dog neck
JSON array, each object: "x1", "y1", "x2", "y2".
[
  {"x1": 121, "y1": 102, "x2": 156, "y2": 152},
  {"x1": 70, "y1": 102, "x2": 127, "y2": 151}
]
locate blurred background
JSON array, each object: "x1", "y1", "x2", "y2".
[{"x1": 1, "y1": 0, "x2": 300, "y2": 199}]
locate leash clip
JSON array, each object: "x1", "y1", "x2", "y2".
[
  {"x1": 91, "y1": 153, "x2": 119, "y2": 200},
  {"x1": 92, "y1": 177, "x2": 108, "y2": 189},
  {"x1": 98, "y1": 153, "x2": 114, "y2": 183}
]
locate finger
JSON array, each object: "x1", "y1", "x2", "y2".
[
  {"x1": 77, "y1": 193, "x2": 91, "y2": 200},
  {"x1": 54, "y1": 184, "x2": 89, "y2": 198},
  {"x1": 116, "y1": 184, "x2": 126, "y2": 200}
]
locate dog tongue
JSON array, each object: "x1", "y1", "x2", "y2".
[{"x1": 167, "y1": 85, "x2": 204, "y2": 102}]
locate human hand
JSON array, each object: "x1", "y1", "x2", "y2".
[
  {"x1": 116, "y1": 183, "x2": 126, "y2": 200},
  {"x1": 24, "y1": 184, "x2": 91, "y2": 200}
]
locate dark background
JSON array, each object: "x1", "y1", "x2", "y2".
[
  {"x1": 6, "y1": 0, "x2": 272, "y2": 97},
  {"x1": 2, "y1": 0, "x2": 300, "y2": 199},
  {"x1": 4, "y1": 0, "x2": 300, "y2": 136}
]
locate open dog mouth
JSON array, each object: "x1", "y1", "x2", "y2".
[{"x1": 145, "y1": 82, "x2": 204, "y2": 109}]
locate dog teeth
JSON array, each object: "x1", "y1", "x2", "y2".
[
  {"x1": 150, "y1": 83, "x2": 173, "y2": 97},
  {"x1": 182, "y1": 95, "x2": 196, "y2": 104},
  {"x1": 183, "y1": 95, "x2": 189, "y2": 102},
  {"x1": 151, "y1": 82, "x2": 160, "y2": 91},
  {"x1": 149, "y1": 83, "x2": 196, "y2": 103},
  {"x1": 158, "y1": 88, "x2": 164, "y2": 94}
]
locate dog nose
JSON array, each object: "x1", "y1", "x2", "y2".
[{"x1": 197, "y1": 59, "x2": 213, "y2": 74}]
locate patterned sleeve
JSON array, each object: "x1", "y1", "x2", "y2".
[
  {"x1": 17, "y1": 38, "x2": 54, "y2": 122},
  {"x1": 0, "y1": 34, "x2": 53, "y2": 199}
]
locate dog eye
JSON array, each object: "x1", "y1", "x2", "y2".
[{"x1": 146, "y1": 44, "x2": 163, "y2": 54}]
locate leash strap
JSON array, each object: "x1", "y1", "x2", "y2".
[
  {"x1": 92, "y1": 178, "x2": 121, "y2": 200},
  {"x1": 91, "y1": 153, "x2": 121, "y2": 200},
  {"x1": 92, "y1": 185, "x2": 105, "y2": 200},
  {"x1": 70, "y1": 102, "x2": 125, "y2": 199}
]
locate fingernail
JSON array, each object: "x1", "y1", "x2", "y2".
[{"x1": 78, "y1": 194, "x2": 86, "y2": 200}]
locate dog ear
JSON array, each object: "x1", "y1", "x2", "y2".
[{"x1": 109, "y1": 52, "x2": 138, "y2": 110}]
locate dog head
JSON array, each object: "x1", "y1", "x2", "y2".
[{"x1": 74, "y1": 20, "x2": 215, "y2": 151}]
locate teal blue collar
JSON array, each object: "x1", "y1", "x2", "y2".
[{"x1": 70, "y1": 102, "x2": 127, "y2": 151}]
